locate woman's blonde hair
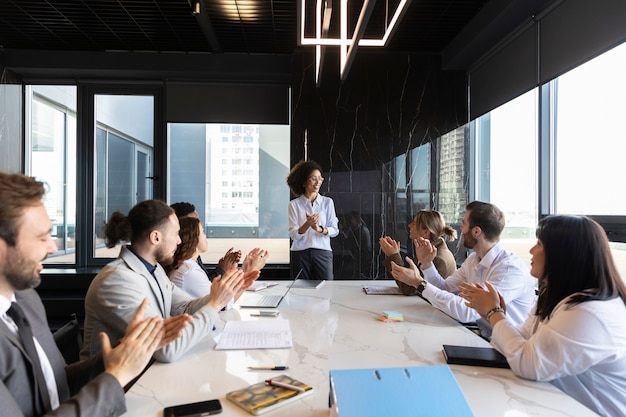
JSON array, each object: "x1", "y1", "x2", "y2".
[{"x1": 414, "y1": 210, "x2": 457, "y2": 242}]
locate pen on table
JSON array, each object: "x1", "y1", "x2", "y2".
[
  {"x1": 265, "y1": 379, "x2": 305, "y2": 392},
  {"x1": 248, "y1": 366, "x2": 289, "y2": 371}
]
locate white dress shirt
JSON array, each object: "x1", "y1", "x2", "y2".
[
  {"x1": 1, "y1": 295, "x2": 60, "y2": 410},
  {"x1": 169, "y1": 259, "x2": 234, "y2": 309},
  {"x1": 288, "y1": 194, "x2": 339, "y2": 252},
  {"x1": 421, "y1": 242, "x2": 536, "y2": 324},
  {"x1": 491, "y1": 295, "x2": 626, "y2": 417}
]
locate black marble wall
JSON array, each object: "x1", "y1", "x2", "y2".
[{"x1": 290, "y1": 50, "x2": 467, "y2": 279}]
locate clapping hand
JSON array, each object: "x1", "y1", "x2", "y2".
[
  {"x1": 207, "y1": 268, "x2": 245, "y2": 311},
  {"x1": 390, "y1": 256, "x2": 423, "y2": 287},
  {"x1": 413, "y1": 237, "x2": 437, "y2": 268},
  {"x1": 242, "y1": 248, "x2": 269, "y2": 272},
  {"x1": 217, "y1": 247, "x2": 242, "y2": 272},
  {"x1": 305, "y1": 212, "x2": 320, "y2": 230},
  {"x1": 379, "y1": 236, "x2": 401, "y2": 257},
  {"x1": 101, "y1": 298, "x2": 165, "y2": 387},
  {"x1": 459, "y1": 281, "x2": 506, "y2": 318}
]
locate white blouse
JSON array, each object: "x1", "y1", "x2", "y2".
[
  {"x1": 491, "y1": 295, "x2": 626, "y2": 417},
  {"x1": 169, "y1": 259, "x2": 234, "y2": 309}
]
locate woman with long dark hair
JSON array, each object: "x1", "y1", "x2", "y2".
[
  {"x1": 167, "y1": 217, "x2": 260, "y2": 305},
  {"x1": 460, "y1": 215, "x2": 626, "y2": 417}
]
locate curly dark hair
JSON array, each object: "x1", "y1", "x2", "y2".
[
  {"x1": 534, "y1": 215, "x2": 626, "y2": 320},
  {"x1": 286, "y1": 160, "x2": 323, "y2": 196}
]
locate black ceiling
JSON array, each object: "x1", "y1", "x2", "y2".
[{"x1": 0, "y1": 0, "x2": 488, "y2": 56}]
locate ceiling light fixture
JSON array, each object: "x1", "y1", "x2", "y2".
[
  {"x1": 192, "y1": 0, "x2": 201, "y2": 16},
  {"x1": 299, "y1": 0, "x2": 412, "y2": 85}
]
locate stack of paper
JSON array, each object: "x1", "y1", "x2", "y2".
[
  {"x1": 215, "y1": 319, "x2": 293, "y2": 350},
  {"x1": 377, "y1": 310, "x2": 404, "y2": 322}
]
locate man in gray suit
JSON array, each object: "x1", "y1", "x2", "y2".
[
  {"x1": 81, "y1": 199, "x2": 251, "y2": 363},
  {"x1": 0, "y1": 172, "x2": 186, "y2": 417}
]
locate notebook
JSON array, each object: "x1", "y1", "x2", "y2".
[
  {"x1": 226, "y1": 374, "x2": 314, "y2": 415},
  {"x1": 246, "y1": 282, "x2": 279, "y2": 292},
  {"x1": 239, "y1": 270, "x2": 302, "y2": 308},
  {"x1": 442, "y1": 344, "x2": 510, "y2": 368}
]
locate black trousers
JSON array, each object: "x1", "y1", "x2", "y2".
[{"x1": 291, "y1": 248, "x2": 334, "y2": 280}]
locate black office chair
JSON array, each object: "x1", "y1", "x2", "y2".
[{"x1": 53, "y1": 313, "x2": 83, "y2": 364}]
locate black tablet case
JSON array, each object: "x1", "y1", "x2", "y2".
[{"x1": 442, "y1": 345, "x2": 510, "y2": 369}]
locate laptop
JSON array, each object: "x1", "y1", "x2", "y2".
[
  {"x1": 239, "y1": 270, "x2": 302, "y2": 308},
  {"x1": 292, "y1": 278, "x2": 325, "y2": 289}
]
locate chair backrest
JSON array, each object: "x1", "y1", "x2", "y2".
[{"x1": 52, "y1": 313, "x2": 83, "y2": 364}]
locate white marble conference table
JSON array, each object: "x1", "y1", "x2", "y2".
[{"x1": 123, "y1": 280, "x2": 598, "y2": 417}]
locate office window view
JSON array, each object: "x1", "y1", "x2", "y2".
[
  {"x1": 168, "y1": 123, "x2": 291, "y2": 263},
  {"x1": 27, "y1": 86, "x2": 77, "y2": 263},
  {"x1": 471, "y1": 89, "x2": 538, "y2": 264},
  {"x1": 553, "y1": 42, "x2": 626, "y2": 215},
  {"x1": 14, "y1": 40, "x2": 626, "y2": 274},
  {"x1": 94, "y1": 94, "x2": 154, "y2": 259}
]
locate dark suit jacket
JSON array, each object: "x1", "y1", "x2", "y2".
[{"x1": 1, "y1": 289, "x2": 126, "y2": 417}]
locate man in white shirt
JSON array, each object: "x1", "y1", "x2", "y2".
[{"x1": 391, "y1": 201, "x2": 536, "y2": 331}]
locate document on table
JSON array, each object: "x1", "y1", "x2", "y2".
[
  {"x1": 362, "y1": 285, "x2": 403, "y2": 295},
  {"x1": 215, "y1": 319, "x2": 293, "y2": 350}
]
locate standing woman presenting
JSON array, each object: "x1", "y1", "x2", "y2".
[{"x1": 287, "y1": 160, "x2": 339, "y2": 280}]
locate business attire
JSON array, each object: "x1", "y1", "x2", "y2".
[
  {"x1": 196, "y1": 256, "x2": 224, "y2": 282},
  {"x1": 383, "y1": 237, "x2": 457, "y2": 295},
  {"x1": 288, "y1": 194, "x2": 339, "y2": 280},
  {"x1": 421, "y1": 242, "x2": 536, "y2": 326},
  {"x1": 81, "y1": 246, "x2": 224, "y2": 363},
  {"x1": 1, "y1": 289, "x2": 125, "y2": 417},
  {"x1": 169, "y1": 259, "x2": 234, "y2": 309},
  {"x1": 491, "y1": 295, "x2": 626, "y2": 417}
]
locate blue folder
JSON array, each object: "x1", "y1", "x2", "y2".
[{"x1": 329, "y1": 365, "x2": 474, "y2": 417}]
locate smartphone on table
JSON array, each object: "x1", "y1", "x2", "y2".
[{"x1": 163, "y1": 399, "x2": 222, "y2": 417}]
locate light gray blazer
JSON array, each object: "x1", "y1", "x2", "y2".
[
  {"x1": 1, "y1": 289, "x2": 125, "y2": 417},
  {"x1": 81, "y1": 246, "x2": 224, "y2": 363}
]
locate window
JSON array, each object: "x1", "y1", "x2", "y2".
[
  {"x1": 471, "y1": 89, "x2": 538, "y2": 263},
  {"x1": 437, "y1": 125, "x2": 467, "y2": 227},
  {"x1": 94, "y1": 94, "x2": 154, "y2": 258},
  {"x1": 27, "y1": 86, "x2": 77, "y2": 263},
  {"x1": 409, "y1": 143, "x2": 430, "y2": 213},
  {"x1": 168, "y1": 123, "x2": 290, "y2": 263},
  {"x1": 552, "y1": 41, "x2": 626, "y2": 215}
]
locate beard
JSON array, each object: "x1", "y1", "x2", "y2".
[
  {"x1": 3, "y1": 247, "x2": 42, "y2": 290},
  {"x1": 463, "y1": 231, "x2": 477, "y2": 249},
  {"x1": 155, "y1": 245, "x2": 175, "y2": 267}
]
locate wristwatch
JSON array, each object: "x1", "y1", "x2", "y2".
[{"x1": 416, "y1": 280, "x2": 427, "y2": 295}]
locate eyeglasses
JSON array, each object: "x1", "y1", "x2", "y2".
[{"x1": 308, "y1": 176, "x2": 324, "y2": 183}]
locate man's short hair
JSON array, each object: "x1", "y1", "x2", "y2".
[
  {"x1": 0, "y1": 172, "x2": 45, "y2": 246},
  {"x1": 465, "y1": 201, "x2": 505, "y2": 241}
]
